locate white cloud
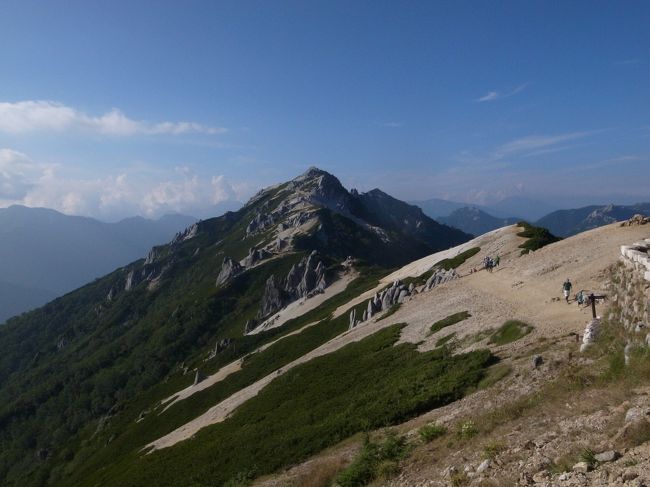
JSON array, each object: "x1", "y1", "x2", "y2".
[
  {"x1": 477, "y1": 83, "x2": 528, "y2": 103},
  {"x1": 477, "y1": 91, "x2": 499, "y2": 102},
  {"x1": 493, "y1": 131, "x2": 591, "y2": 159},
  {"x1": 0, "y1": 148, "x2": 41, "y2": 200},
  {"x1": 0, "y1": 100, "x2": 227, "y2": 136},
  {"x1": 0, "y1": 148, "x2": 248, "y2": 219}
]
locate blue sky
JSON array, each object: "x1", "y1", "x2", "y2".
[{"x1": 0, "y1": 0, "x2": 648, "y2": 219}]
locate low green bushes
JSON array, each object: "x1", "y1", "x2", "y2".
[
  {"x1": 430, "y1": 311, "x2": 471, "y2": 334},
  {"x1": 488, "y1": 320, "x2": 533, "y2": 346},
  {"x1": 418, "y1": 422, "x2": 447, "y2": 442},
  {"x1": 438, "y1": 247, "x2": 481, "y2": 270},
  {"x1": 336, "y1": 432, "x2": 408, "y2": 487},
  {"x1": 516, "y1": 222, "x2": 560, "y2": 254}
]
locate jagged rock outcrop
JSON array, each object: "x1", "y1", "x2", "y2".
[
  {"x1": 244, "y1": 319, "x2": 259, "y2": 334},
  {"x1": 193, "y1": 368, "x2": 205, "y2": 386},
  {"x1": 350, "y1": 268, "x2": 460, "y2": 329},
  {"x1": 171, "y1": 222, "x2": 199, "y2": 245},
  {"x1": 253, "y1": 251, "x2": 328, "y2": 329},
  {"x1": 144, "y1": 246, "x2": 164, "y2": 265},
  {"x1": 246, "y1": 211, "x2": 276, "y2": 236},
  {"x1": 124, "y1": 269, "x2": 138, "y2": 291},
  {"x1": 425, "y1": 268, "x2": 459, "y2": 290},
  {"x1": 216, "y1": 257, "x2": 244, "y2": 287},
  {"x1": 285, "y1": 251, "x2": 327, "y2": 298},
  {"x1": 620, "y1": 214, "x2": 650, "y2": 226},
  {"x1": 242, "y1": 246, "x2": 271, "y2": 268},
  {"x1": 207, "y1": 338, "x2": 232, "y2": 360},
  {"x1": 258, "y1": 275, "x2": 285, "y2": 320}
]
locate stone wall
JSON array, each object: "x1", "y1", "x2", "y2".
[
  {"x1": 603, "y1": 239, "x2": 650, "y2": 359},
  {"x1": 620, "y1": 238, "x2": 650, "y2": 284}
]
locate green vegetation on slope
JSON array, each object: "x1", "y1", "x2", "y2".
[
  {"x1": 488, "y1": 320, "x2": 534, "y2": 346},
  {"x1": 46, "y1": 266, "x2": 389, "y2": 487},
  {"x1": 77, "y1": 325, "x2": 494, "y2": 487},
  {"x1": 429, "y1": 311, "x2": 471, "y2": 334},
  {"x1": 437, "y1": 247, "x2": 481, "y2": 270},
  {"x1": 516, "y1": 222, "x2": 561, "y2": 254}
]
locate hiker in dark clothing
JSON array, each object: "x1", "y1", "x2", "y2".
[{"x1": 562, "y1": 278, "x2": 573, "y2": 303}]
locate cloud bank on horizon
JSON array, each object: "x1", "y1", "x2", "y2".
[
  {"x1": 0, "y1": 1, "x2": 648, "y2": 219},
  {"x1": 0, "y1": 148, "x2": 247, "y2": 220}
]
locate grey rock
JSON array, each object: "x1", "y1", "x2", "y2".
[
  {"x1": 476, "y1": 459, "x2": 490, "y2": 474},
  {"x1": 285, "y1": 251, "x2": 327, "y2": 299},
  {"x1": 242, "y1": 246, "x2": 270, "y2": 268},
  {"x1": 144, "y1": 247, "x2": 163, "y2": 265},
  {"x1": 193, "y1": 368, "x2": 205, "y2": 386},
  {"x1": 216, "y1": 256, "x2": 244, "y2": 287},
  {"x1": 349, "y1": 309, "x2": 357, "y2": 329},
  {"x1": 246, "y1": 212, "x2": 275, "y2": 236},
  {"x1": 398, "y1": 289, "x2": 409, "y2": 303},
  {"x1": 255, "y1": 251, "x2": 328, "y2": 321},
  {"x1": 244, "y1": 319, "x2": 259, "y2": 334},
  {"x1": 258, "y1": 275, "x2": 284, "y2": 319},
  {"x1": 623, "y1": 471, "x2": 639, "y2": 482},
  {"x1": 273, "y1": 237, "x2": 288, "y2": 252},
  {"x1": 572, "y1": 462, "x2": 591, "y2": 473},
  {"x1": 594, "y1": 450, "x2": 620, "y2": 463},
  {"x1": 124, "y1": 269, "x2": 140, "y2": 291},
  {"x1": 625, "y1": 407, "x2": 648, "y2": 424},
  {"x1": 367, "y1": 299, "x2": 375, "y2": 319},
  {"x1": 170, "y1": 223, "x2": 199, "y2": 245},
  {"x1": 215, "y1": 338, "x2": 232, "y2": 354}
]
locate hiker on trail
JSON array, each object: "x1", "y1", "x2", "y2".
[
  {"x1": 562, "y1": 278, "x2": 573, "y2": 303},
  {"x1": 576, "y1": 290, "x2": 585, "y2": 306},
  {"x1": 495, "y1": 255, "x2": 500, "y2": 267}
]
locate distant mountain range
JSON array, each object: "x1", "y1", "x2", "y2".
[
  {"x1": 438, "y1": 207, "x2": 519, "y2": 236},
  {"x1": 536, "y1": 203, "x2": 650, "y2": 237},
  {"x1": 411, "y1": 196, "x2": 558, "y2": 221},
  {"x1": 0, "y1": 205, "x2": 196, "y2": 323},
  {"x1": 416, "y1": 200, "x2": 650, "y2": 238}
]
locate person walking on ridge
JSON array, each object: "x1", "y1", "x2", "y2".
[{"x1": 562, "y1": 278, "x2": 573, "y2": 303}]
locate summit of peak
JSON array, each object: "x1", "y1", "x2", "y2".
[{"x1": 293, "y1": 166, "x2": 336, "y2": 182}]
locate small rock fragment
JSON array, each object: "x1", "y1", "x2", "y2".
[
  {"x1": 572, "y1": 461, "x2": 591, "y2": 473},
  {"x1": 476, "y1": 459, "x2": 490, "y2": 474}
]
